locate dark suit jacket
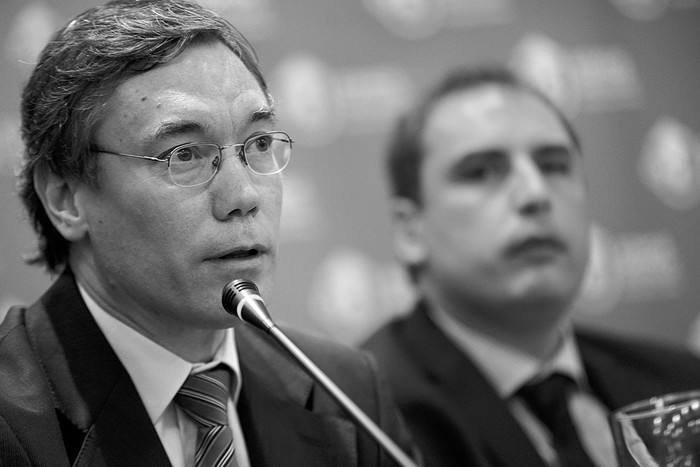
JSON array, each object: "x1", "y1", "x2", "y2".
[
  {"x1": 362, "y1": 302, "x2": 700, "y2": 467},
  {"x1": 0, "y1": 270, "x2": 415, "y2": 466}
]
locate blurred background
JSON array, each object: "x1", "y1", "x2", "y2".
[{"x1": 1, "y1": 0, "x2": 699, "y2": 348}]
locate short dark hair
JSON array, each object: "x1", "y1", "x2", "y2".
[
  {"x1": 19, "y1": 0, "x2": 267, "y2": 273},
  {"x1": 387, "y1": 66, "x2": 581, "y2": 205}
]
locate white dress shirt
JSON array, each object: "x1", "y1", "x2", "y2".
[
  {"x1": 429, "y1": 305, "x2": 618, "y2": 467},
  {"x1": 78, "y1": 283, "x2": 251, "y2": 467}
]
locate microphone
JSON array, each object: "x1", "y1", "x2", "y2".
[
  {"x1": 221, "y1": 279, "x2": 275, "y2": 331},
  {"x1": 222, "y1": 279, "x2": 418, "y2": 467}
]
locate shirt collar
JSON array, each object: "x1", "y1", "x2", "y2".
[
  {"x1": 428, "y1": 303, "x2": 585, "y2": 398},
  {"x1": 77, "y1": 282, "x2": 243, "y2": 425}
]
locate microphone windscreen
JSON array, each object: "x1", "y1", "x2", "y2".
[{"x1": 221, "y1": 279, "x2": 274, "y2": 331}]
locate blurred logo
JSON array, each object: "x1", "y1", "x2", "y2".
[
  {"x1": 638, "y1": 117, "x2": 700, "y2": 210},
  {"x1": 509, "y1": 34, "x2": 581, "y2": 116},
  {"x1": 271, "y1": 53, "x2": 415, "y2": 146},
  {"x1": 510, "y1": 33, "x2": 644, "y2": 117},
  {"x1": 573, "y1": 224, "x2": 683, "y2": 315},
  {"x1": 609, "y1": 0, "x2": 670, "y2": 20},
  {"x1": 610, "y1": 0, "x2": 699, "y2": 21},
  {"x1": 362, "y1": 0, "x2": 514, "y2": 39},
  {"x1": 307, "y1": 247, "x2": 417, "y2": 344}
]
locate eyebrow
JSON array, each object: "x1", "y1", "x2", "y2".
[
  {"x1": 151, "y1": 120, "x2": 206, "y2": 142},
  {"x1": 145, "y1": 106, "x2": 277, "y2": 145},
  {"x1": 531, "y1": 143, "x2": 575, "y2": 156},
  {"x1": 251, "y1": 106, "x2": 277, "y2": 124},
  {"x1": 450, "y1": 148, "x2": 508, "y2": 166},
  {"x1": 464, "y1": 148, "x2": 507, "y2": 159}
]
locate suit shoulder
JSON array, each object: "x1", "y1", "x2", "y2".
[
  {"x1": 361, "y1": 314, "x2": 424, "y2": 374},
  {"x1": 577, "y1": 327, "x2": 700, "y2": 374},
  {"x1": 0, "y1": 306, "x2": 28, "y2": 345},
  {"x1": 362, "y1": 314, "x2": 411, "y2": 355},
  {"x1": 577, "y1": 327, "x2": 699, "y2": 357}
]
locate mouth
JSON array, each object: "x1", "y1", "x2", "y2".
[
  {"x1": 215, "y1": 246, "x2": 264, "y2": 261},
  {"x1": 506, "y1": 236, "x2": 566, "y2": 258},
  {"x1": 219, "y1": 249, "x2": 260, "y2": 261}
]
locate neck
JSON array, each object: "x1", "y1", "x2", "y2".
[
  {"x1": 144, "y1": 326, "x2": 227, "y2": 363},
  {"x1": 70, "y1": 257, "x2": 227, "y2": 363},
  {"x1": 430, "y1": 297, "x2": 569, "y2": 360}
]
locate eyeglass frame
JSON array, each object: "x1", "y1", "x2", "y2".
[{"x1": 90, "y1": 130, "x2": 293, "y2": 187}]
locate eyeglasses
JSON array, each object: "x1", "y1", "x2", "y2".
[{"x1": 92, "y1": 131, "x2": 293, "y2": 187}]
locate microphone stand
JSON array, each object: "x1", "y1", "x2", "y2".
[
  {"x1": 222, "y1": 280, "x2": 418, "y2": 467},
  {"x1": 265, "y1": 325, "x2": 418, "y2": 467}
]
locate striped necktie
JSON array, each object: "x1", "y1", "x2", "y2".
[{"x1": 175, "y1": 366, "x2": 238, "y2": 467}]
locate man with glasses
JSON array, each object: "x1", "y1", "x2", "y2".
[{"x1": 0, "y1": 1, "x2": 414, "y2": 466}]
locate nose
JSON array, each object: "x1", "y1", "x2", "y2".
[
  {"x1": 510, "y1": 155, "x2": 551, "y2": 216},
  {"x1": 210, "y1": 147, "x2": 260, "y2": 220}
]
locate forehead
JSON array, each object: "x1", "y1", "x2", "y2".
[
  {"x1": 96, "y1": 40, "x2": 270, "y2": 145},
  {"x1": 422, "y1": 84, "x2": 573, "y2": 150}
]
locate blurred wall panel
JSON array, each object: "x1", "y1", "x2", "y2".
[{"x1": 1, "y1": 0, "x2": 699, "y2": 348}]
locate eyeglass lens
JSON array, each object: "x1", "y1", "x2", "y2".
[{"x1": 168, "y1": 133, "x2": 291, "y2": 187}]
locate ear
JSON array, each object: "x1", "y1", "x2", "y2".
[
  {"x1": 33, "y1": 168, "x2": 89, "y2": 242},
  {"x1": 390, "y1": 197, "x2": 428, "y2": 268}
]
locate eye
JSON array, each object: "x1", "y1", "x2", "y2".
[
  {"x1": 249, "y1": 134, "x2": 273, "y2": 153},
  {"x1": 172, "y1": 145, "x2": 206, "y2": 163},
  {"x1": 535, "y1": 145, "x2": 574, "y2": 175},
  {"x1": 451, "y1": 151, "x2": 508, "y2": 183}
]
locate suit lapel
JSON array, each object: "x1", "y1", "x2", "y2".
[
  {"x1": 26, "y1": 270, "x2": 170, "y2": 466},
  {"x1": 235, "y1": 324, "x2": 358, "y2": 467},
  {"x1": 401, "y1": 307, "x2": 547, "y2": 467}
]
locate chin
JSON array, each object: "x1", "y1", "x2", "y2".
[
  {"x1": 510, "y1": 277, "x2": 578, "y2": 308},
  {"x1": 521, "y1": 285, "x2": 578, "y2": 311}
]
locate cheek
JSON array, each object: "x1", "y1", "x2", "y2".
[
  {"x1": 88, "y1": 186, "x2": 192, "y2": 251},
  {"x1": 436, "y1": 189, "x2": 500, "y2": 233},
  {"x1": 262, "y1": 180, "x2": 284, "y2": 223},
  {"x1": 92, "y1": 200, "x2": 160, "y2": 255},
  {"x1": 425, "y1": 200, "x2": 492, "y2": 261},
  {"x1": 139, "y1": 195, "x2": 208, "y2": 252}
]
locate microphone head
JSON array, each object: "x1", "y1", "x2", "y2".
[
  {"x1": 222, "y1": 279, "x2": 258, "y2": 312},
  {"x1": 221, "y1": 279, "x2": 275, "y2": 331}
]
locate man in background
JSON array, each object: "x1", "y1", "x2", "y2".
[
  {"x1": 363, "y1": 66, "x2": 700, "y2": 466},
  {"x1": 0, "y1": 1, "x2": 415, "y2": 465}
]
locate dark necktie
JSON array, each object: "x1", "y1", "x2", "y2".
[
  {"x1": 518, "y1": 373, "x2": 596, "y2": 467},
  {"x1": 175, "y1": 366, "x2": 238, "y2": 467}
]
